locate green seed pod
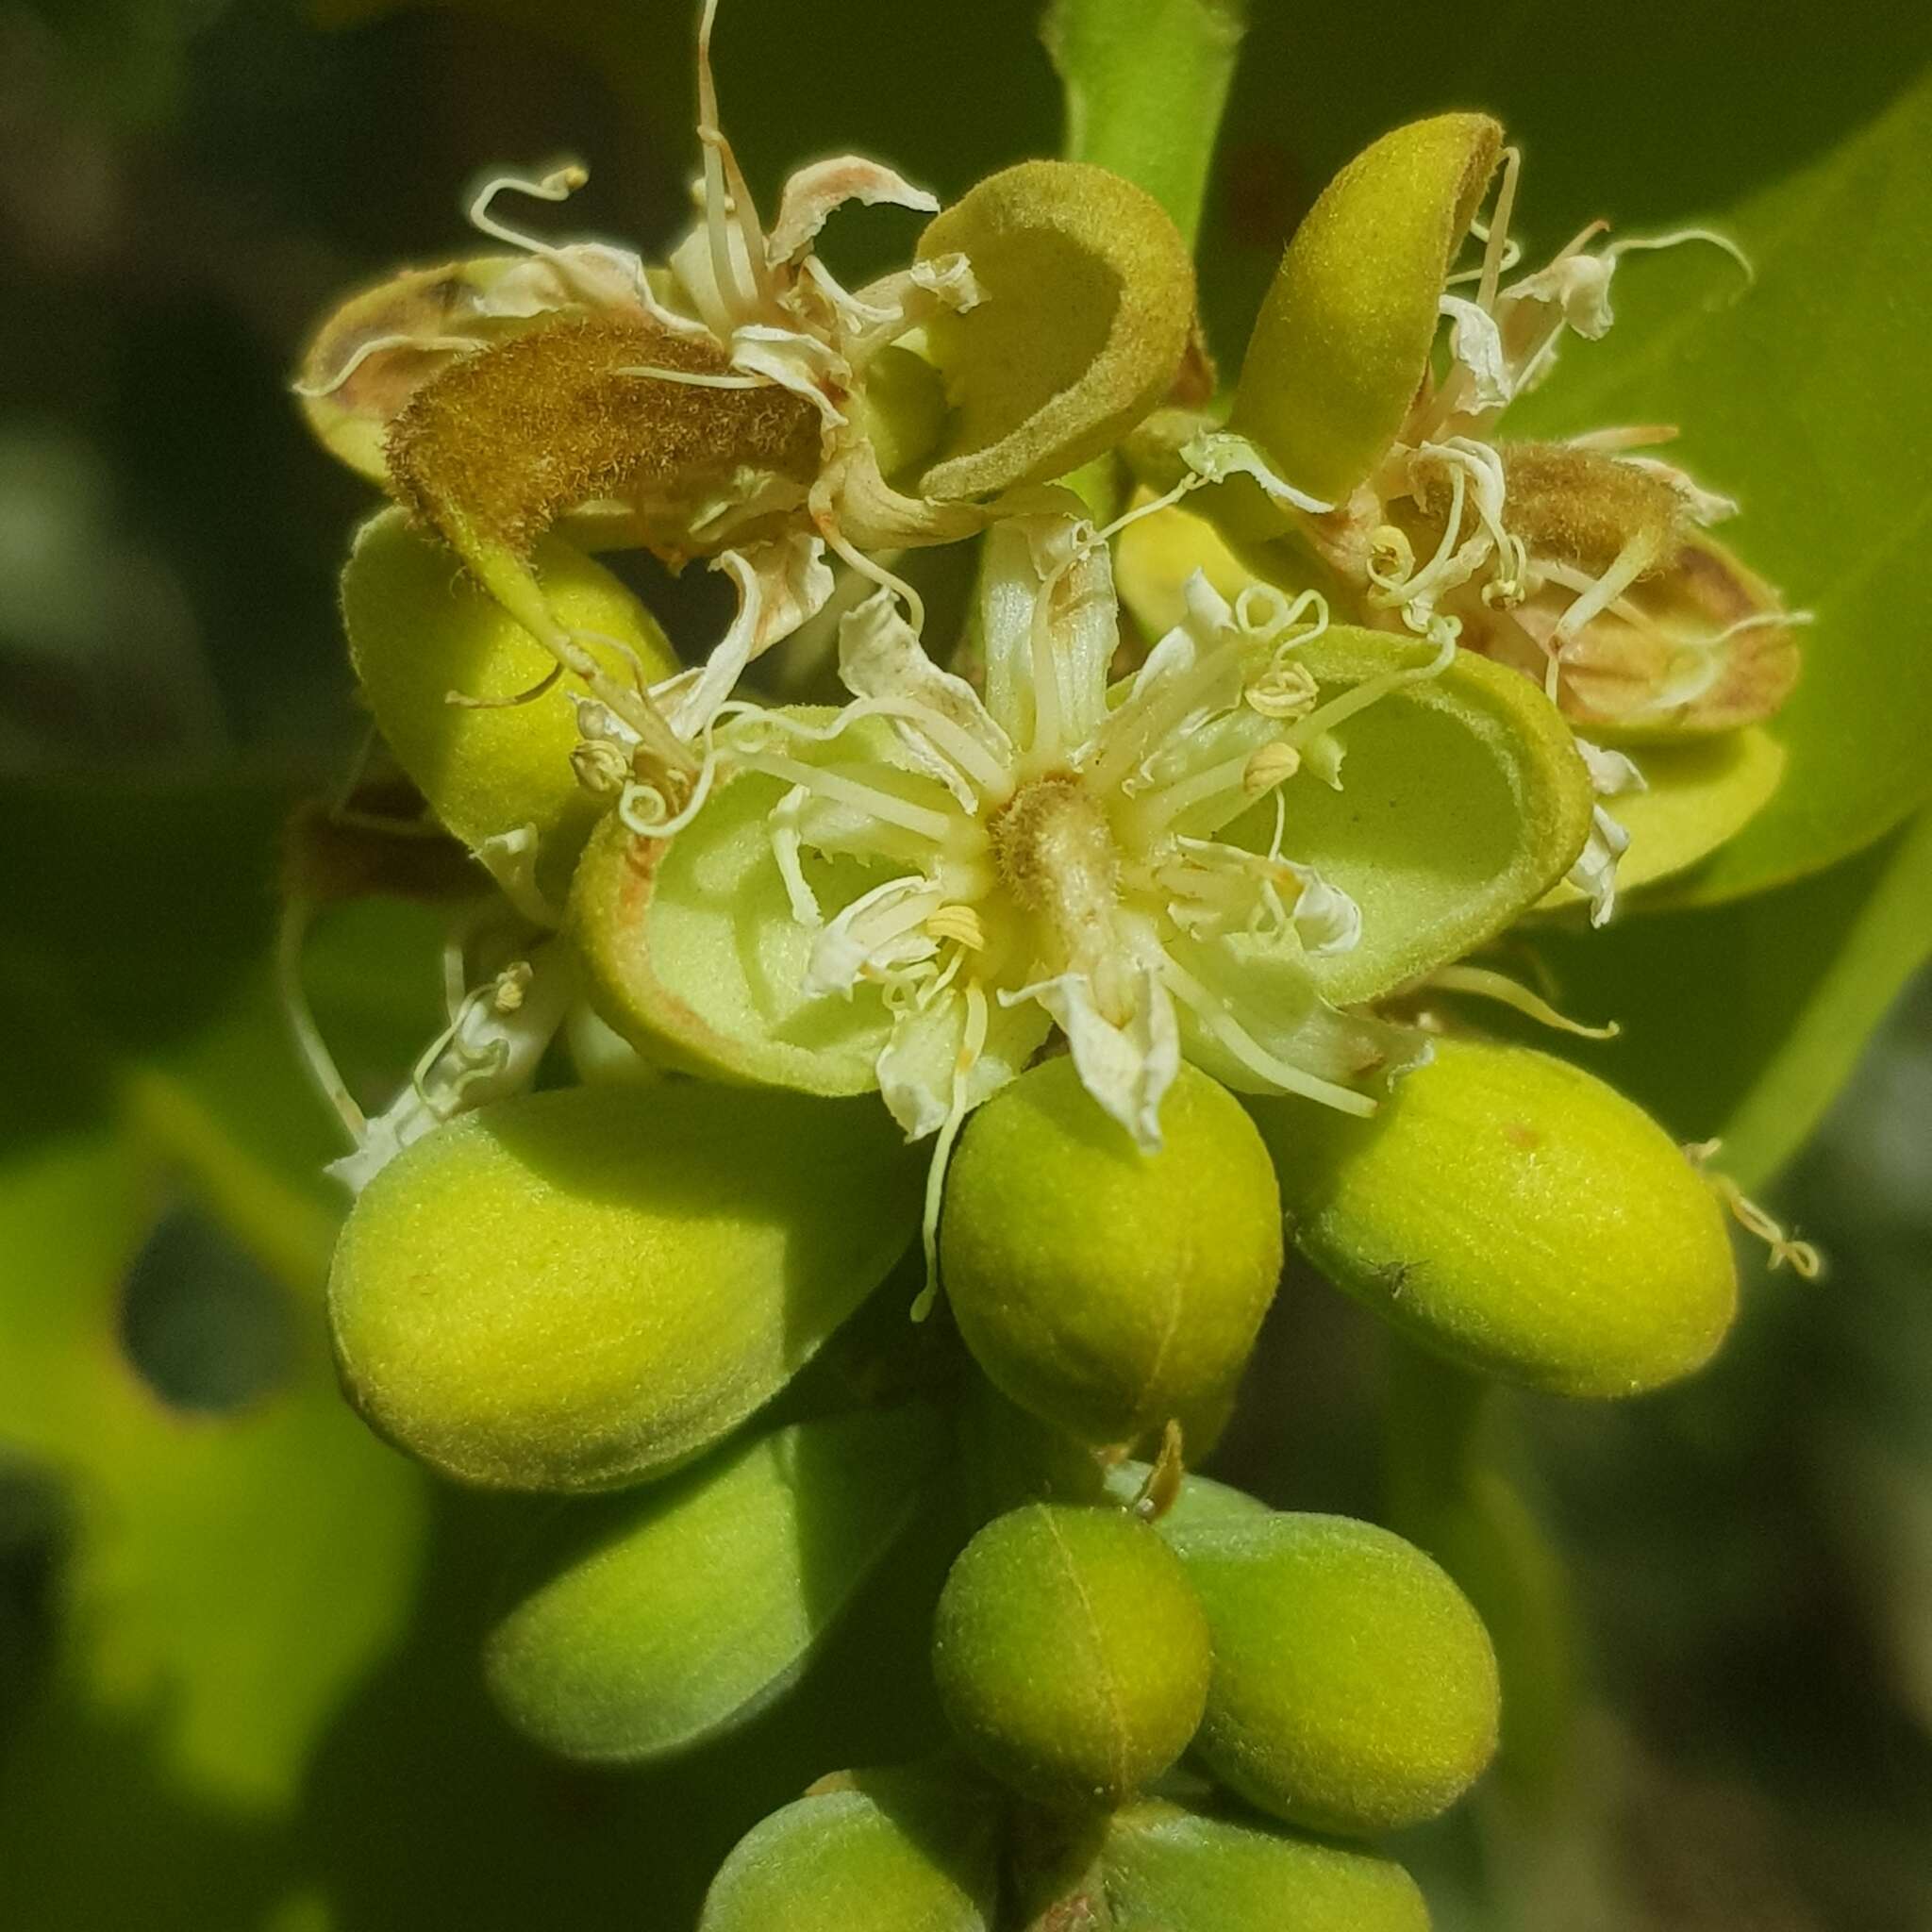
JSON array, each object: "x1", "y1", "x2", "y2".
[
  {"x1": 340, "y1": 506, "x2": 677, "y2": 894},
  {"x1": 1232, "y1": 114, "x2": 1501, "y2": 504},
  {"x1": 1174, "y1": 1512, "x2": 1499, "y2": 1836},
  {"x1": 917, "y1": 160, "x2": 1195, "y2": 499},
  {"x1": 941, "y1": 1057, "x2": 1283, "y2": 1451},
  {"x1": 932, "y1": 1503, "x2": 1211, "y2": 1808},
  {"x1": 1102, "y1": 1801, "x2": 1431, "y2": 1932},
  {"x1": 1252, "y1": 1038, "x2": 1739, "y2": 1397},
  {"x1": 327, "y1": 1083, "x2": 922, "y2": 1491},
  {"x1": 699, "y1": 1768, "x2": 1000, "y2": 1932},
  {"x1": 484, "y1": 1407, "x2": 942, "y2": 1761}
]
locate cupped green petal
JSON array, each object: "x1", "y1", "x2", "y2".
[
  {"x1": 341, "y1": 506, "x2": 677, "y2": 894},
  {"x1": 1232, "y1": 114, "x2": 1502, "y2": 505},
  {"x1": 1101, "y1": 1801, "x2": 1432, "y2": 1932},
  {"x1": 700, "y1": 1769, "x2": 1001, "y2": 1932},
  {"x1": 569, "y1": 725, "x2": 926, "y2": 1094},
  {"x1": 1252, "y1": 1038, "x2": 1739, "y2": 1397},
  {"x1": 327, "y1": 1082, "x2": 923, "y2": 1491},
  {"x1": 484, "y1": 1406, "x2": 945, "y2": 1761},
  {"x1": 1538, "y1": 726, "x2": 1785, "y2": 912},
  {"x1": 916, "y1": 160, "x2": 1195, "y2": 500},
  {"x1": 1241, "y1": 625, "x2": 1593, "y2": 1005}
]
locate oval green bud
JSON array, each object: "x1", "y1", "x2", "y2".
[
  {"x1": 568, "y1": 745, "x2": 893, "y2": 1094},
  {"x1": 700, "y1": 1769, "x2": 999, "y2": 1932},
  {"x1": 327, "y1": 1083, "x2": 922, "y2": 1491},
  {"x1": 932, "y1": 1503, "x2": 1211, "y2": 1808},
  {"x1": 1102, "y1": 1801, "x2": 1431, "y2": 1932},
  {"x1": 1252, "y1": 1038, "x2": 1739, "y2": 1396},
  {"x1": 341, "y1": 506, "x2": 677, "y2": 895},
  {"x1": 1175, "y1": 1512, "x2": 1499, "y2": 1835},
  {"x1": 484, "y1": 1407, "x2": 942, "y2": 1761},
  {"x1": 917, "y1": 160, "x2": 1195, "y2": 500},
  {"x1": 941, "y1": 1058, "x2": 1283, "y2": 1450},
  {"x1": 1232, "y1": 114, "x2": 1501, "y2": 504}
]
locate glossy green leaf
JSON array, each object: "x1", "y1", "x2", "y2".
[
  {"x1": 485, "y1": 1406, "x2": 945, "y2": 1761},
  {"x1": 1503, "y1": 65, "x2": 1932, "y2": 896}
]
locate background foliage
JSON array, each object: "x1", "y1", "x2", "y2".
[{"x1": 3, "y1": 1, "x2": 1929, "y2": 1925}]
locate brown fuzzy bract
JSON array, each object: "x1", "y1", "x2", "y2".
[
  {"x1": 385, "y1": 315, "x2": 823, "y2": 555},
  {"x1": 1496, "y1": 442, "x2": 1689, "y2": 575}
]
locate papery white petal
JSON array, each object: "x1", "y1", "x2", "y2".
[
  {"x1": 838, "y1": 588, "x2": 1011, "y2": 806},
  {"x1": 1179, "y1": 430, "x2": 1332, "y2": 515},
  {"x1": 1007, "y1": 965, "x2": 1179, "y2": 1154},
  {"x1": 768, "y1": 155, "x2": 941, "y2": 265},
  {"x1": 1439, "y1": 293, "x2": 1513, "y2": 409},
  {"x1": 659, "y1": 533, "x2": 834, "y2": 738},
  {"x1": 728, "y1": 323, "x2": 848, "y2": 427},
  {"x1": 876, "y1": 990, "x2": 1049, "y2": 1141},
  {"x1": 1622, "y1": 454, "x2": 1739, "y2": 526},
  {"x1": 474, "y1": 824, "x2": 562, "y2": 927},
  {"x1": 327, "y1": 943, "x2": 575, "y2": 1193},
  {"x1": 803, "y1": 874, "x2": 941, "y2": 998},
  {"x1": 1280, "y1": 860, "x2": 1362, "y2": 956}
]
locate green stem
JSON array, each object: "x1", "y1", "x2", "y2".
[{"x1": 1041, "y1": 0, "x2": 1245, "y2": 246}]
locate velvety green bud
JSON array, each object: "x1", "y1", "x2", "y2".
[
  {"x1": 1232, "y1": 114, "x2": 1501, "y2": 504},
  {"x1": 699, "y1": 1768, "x2": 999, "y2": 1932},
  {"x1": 484, "y1": 1407, "x2": 943, "y2": 1761},
  {"x1": 340, "y1": 507, "x2": 677, "y2": 895},
  {"x1": 941, "y1": 1058, "x2": 1282, "y2": 1451},
  {"x1": 917, "y1": 160, "x2": 1195, "y2": 499},
  {"x1": 1102, "y1": 1801, "x2": 1431, "y2": 1932},
  {"x1": 327, "y1": 1083, "x2": 922, "y2": 1491},
  {"x1": 1253, "y1": 1038, "x2": 1739, "y2": 1397},
  {"x1": 932, "y1": 1503, "x2": 1211, "y2": 1808},
  {"x1": 1175, "y1": 1513, "x2": 1499, "y2": 1836}
]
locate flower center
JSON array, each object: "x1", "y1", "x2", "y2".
[{"x1": 990, "y1": 772, "x2": 1123, "y2": 979}]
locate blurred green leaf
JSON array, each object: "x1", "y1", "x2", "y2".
[
  {"x1": 1531, "y1": 810, "x2": 1932, "y2": 1191},
  {"x1": 1043, "y1": 0, "x2": 1243, "y2": 244}
]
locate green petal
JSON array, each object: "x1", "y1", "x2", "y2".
[
  {"x1": 341, "y1": 507, "x2": 677, "y2": 892},
  {"x1": 1251, "y1": 625, "x2": 1594, "y2": 1004},
  {"x1": 568, "y1": 728, "x2": 920, "y2": 1094},
  {"x1": 1538, "y1": 726, "x2": 1784, "y2": 913},
  {"x1": 1231, "y1": 114, "x2": 1501, "y2": 505},
  {"x1": 327, "y1": 1082, "x2": 923, "y2": 1491},
  {"x1": 916, "y1": 159, "x2": 1195, "y2": 499},
  {"x1": 484, "y1": 1407, "x2": 944, "y2": 1761}
]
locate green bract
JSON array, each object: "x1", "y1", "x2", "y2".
[
  {"x1": 1254, "y1": 1037, "x2": 1740, "y2": 1396},
  {"x1": 1232, "y1": 114, "x2": 1502, "y2": 505},
  {"x1": 1173, "y1": 1512, "x2": 1500, "y2": 1836},
  {"x1": 483, "y1": 1407, "x2": 942, "y2": 1761},
  {"x1": 568, "y1": 716, "x2": 902, "y2": 1092},
  {"x1": 1101, "y1": 1802, "x2": 1431, "y2": 1932},
  {"x1": 327, "y1": 1083, "x2": 922, "y2": 1491},
  {"x1": 932, "y1": 1503, "x2": 1211, "y2": 1809},
  {"x1": 341, "y1": 506, "x2": 677, "y2": 895},
  {"x1": 1256, "y1": 626, "x2": 1593, "y2": 1008},
  {"x1": 699, "y1": 1770, "x2": 1000, "y2": 1932},
  {"x1": 941, "y1": 1058, "x2": 1282, "y2": 1451},
  {"x1": 917, "y1": 159, "x2": 1196, "y2": 499}
]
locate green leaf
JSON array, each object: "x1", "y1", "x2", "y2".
[
  {"x1": 1043, "y1": 0, "x2": 1245, "y2": 245},
  {"x1": 1502, "y1": 65, "x2": 1932, "y2": 897},
  {"x1": 1532, "y1": 808, "x2": 1932, "y2": 1191}
]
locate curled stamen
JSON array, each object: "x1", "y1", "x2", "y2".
[
  {"x1": 910, "y1": 980, "x2": 991, "y2": 1322},
  {"x1": 445, "y1": 662, "x2": 563, "y2": 711},
  {"x1": 293, "y1": 330, "x2": 487, "y2": 400},
  {"x1": 925, "y1": 904, "x2": 986, "y2": 950},
  {"x1": 276, "y1": 897, "x2": 367, "y2": 1144},
  {"x1": 1421, "y1": 964, "x2": 1619, "y2": 1040},
  {"x1": 1685, "y1": 1140, "x2": 1824, "y2": 1279},
  {"x1": 614, "y1": 362, "x2": 773, "y2": 390},
  {"x1": 466, "y1": 162, "x2": 590, "y2": 257}
]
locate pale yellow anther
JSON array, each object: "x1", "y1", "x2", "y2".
[
  {"x1": 925, "y1": 903, "x2": 987, "y2": 950},
  {"x1": 1242, "y1": 741, "x2": 1302, "y2": 797},
  {"x1": 1244, "y1": 663, "x2": 1319, "y2": 720}
]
